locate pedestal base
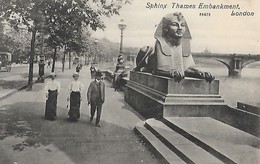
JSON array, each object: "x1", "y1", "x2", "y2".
[{"x1": 125, "y1": 71, "x2": 225, "y2": 118}]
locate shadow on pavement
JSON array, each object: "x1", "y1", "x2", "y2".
[
  {"x1": 0, "y1": 102, "x2": 161, "y2": 164},
  {"x1": 0, "y1": 80, "x2": 27, "y2": 89}
]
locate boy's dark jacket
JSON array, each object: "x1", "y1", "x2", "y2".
[{"x1": 87, "y1": 80, "x2": 105, "y2": 103}]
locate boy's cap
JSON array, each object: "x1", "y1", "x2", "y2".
[{"x1": 95, "y1": 71, "x2": 102, "y2": 77}]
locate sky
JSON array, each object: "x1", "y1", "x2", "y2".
[{"x1": 91, "y1": 0, "x2": 260, "y2": 54}]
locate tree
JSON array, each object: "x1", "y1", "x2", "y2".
[
  {"x1": 43, "y1": 0, "x2": 99, "y2": 71},
  {"x1": 0, "y1": 0, "x2": 131, "y2": 90},
  {"x1": 0, "y1": 18, "x2": 4, "y2": 34},
  {"x1": 0, "y1": 21, "x2": 27, "y2": 63},
  {"x1": 0, "y1": 0, "x2": 47, "y2": 90},
  {"x1": 2, "y1": 24, "x2": 31, "y2": 62},
  {"x1": 43, "y1": 0, "x2": 132, "y2": 71}
]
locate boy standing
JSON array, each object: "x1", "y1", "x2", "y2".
[{"x1": 87, "y1": 71, "x2": 105, "y2": 127}]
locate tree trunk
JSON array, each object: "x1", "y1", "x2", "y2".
[
  {"x1": 62, "y1": 45, "x2": 66, "y2": 72},
  {"x1": 62, "y1": 52, "x2": 65, "y2": 72},
  {"x1": 69, "y1": 51, "x2": 71, "y2": 69},
  {"x1": 51, "y1": 47, "x2": 57, "y2": 72},
  {"x1": 85, "y1": 53, "x2": 87, "y2": 65},
  {"x1": 27, "y1": 30, "x2": 37, "y2": 91}
]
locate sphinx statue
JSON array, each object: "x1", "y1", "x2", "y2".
[{"x1": 134, "y1": 12, "x2": 215, "y2": 83}]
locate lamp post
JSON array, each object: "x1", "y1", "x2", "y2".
[
  {"x1": 116, "y1": 19, "x2": 126, "y2": 72},
  {"x1": 113, "y1": 19, "x2": 127, "y2": 89},
  {"x1": 118, "y1": 19, "x2": 127, "y2": 54}
]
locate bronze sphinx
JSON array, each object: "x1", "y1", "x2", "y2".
[{"x1": 134, "y1": 12, "x2": 215, "y2": 83}]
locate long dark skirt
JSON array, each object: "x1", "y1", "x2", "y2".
[
  {"x1": 68, "y1": 91, "x2": 81, "y2": 122},
  {"x1": 45, "y1": 90, "x2": 58, "y2": 120}
]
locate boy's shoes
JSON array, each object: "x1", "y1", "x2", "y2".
[{"x1": 96, "y1": 123, "x2": 101, "y2": 127}]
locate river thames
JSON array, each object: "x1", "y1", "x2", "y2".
[{"x1": 198, "y1": 66, "x2": 260, "y2": 107}]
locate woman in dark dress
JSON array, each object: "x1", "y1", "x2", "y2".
[
  {"x1": 67, "y1": 72, "x2": 83, "y2": 122},
  {"x1": 44, "y1": 73, "x2": 60, "y2": 120}
]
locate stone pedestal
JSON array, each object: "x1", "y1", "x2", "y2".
[{"x1": 125, "y1": 71, "x2": 225, "y2": 118}]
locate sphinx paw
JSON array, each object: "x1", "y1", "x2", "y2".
[
  {"x1": 172, "y1": 70, "x2": 184, "y2": 83},
  {"x1": 205, "y1": 72, "x2": 215, "y2": 83}
]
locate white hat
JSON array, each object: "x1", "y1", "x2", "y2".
[{"x1": 73, "y1": 72, "x2": 79, "y2": 77}]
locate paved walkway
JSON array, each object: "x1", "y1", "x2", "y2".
[{"x1": 0, "y1": 66, "x2": 161, "y2": 164}]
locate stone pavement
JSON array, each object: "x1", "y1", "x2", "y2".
[{"x1": 0, "y1": 66, "x2": 161, "y2": 164}]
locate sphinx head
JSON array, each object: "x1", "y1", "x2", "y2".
[{"x1": 162, "y1": 12, "x2": 186, "y2": 41}]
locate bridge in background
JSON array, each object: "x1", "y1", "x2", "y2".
[{"x1": 192, "y1": 53, "x2": 260, "y2": 76}]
